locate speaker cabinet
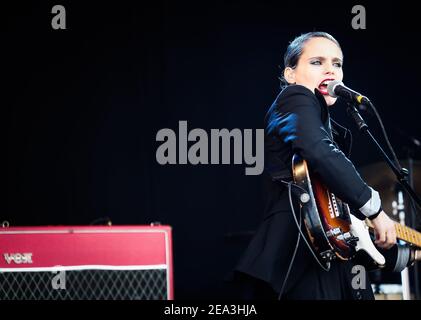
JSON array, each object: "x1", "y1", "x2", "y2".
[{"x1": 0, "y1": 225, "x2": 173, "y2": 300}]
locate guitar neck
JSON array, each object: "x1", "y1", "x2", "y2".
[
  {"x1": 395, "y1": 223, "x2": 421, "y2": 248},
  {"x1": 366, "y1": 220, "x2": 421, "y2": 248}
]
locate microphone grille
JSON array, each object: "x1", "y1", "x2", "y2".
[{"x1": 327, "y1": 80, "x2": 343, "y2": 98}]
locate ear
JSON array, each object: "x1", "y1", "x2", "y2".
[{"x1": 284, "y1": 67, "x2": 296, "y2": 84}]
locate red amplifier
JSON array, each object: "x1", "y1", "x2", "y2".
[{"x1": 0, "y1": 225, "x2": 173, "y2": 300}]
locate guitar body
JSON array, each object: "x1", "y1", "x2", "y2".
[{"x1": 292, "y1": 154, "x2": 386, "y2": 268}]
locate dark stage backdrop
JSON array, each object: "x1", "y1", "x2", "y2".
[{"x1": 4, "y1": 1, "x2": 421, "y2": 299}]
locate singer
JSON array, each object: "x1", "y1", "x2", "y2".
[{"x1": 230, "y1": 32, "x2": 418, "y2": 300}]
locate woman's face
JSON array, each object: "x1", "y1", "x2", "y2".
[{"x1": 285, "y1": 37, "x2": 344, "y2": 106}]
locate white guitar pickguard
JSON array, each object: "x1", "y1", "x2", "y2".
[{"x1": 349, "y1": 214, "x2": 386, "y2": 266}]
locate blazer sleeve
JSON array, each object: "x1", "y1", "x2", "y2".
[
  {"x1": 378, "y1": 244, "x2": 414, "y2": 272},
  {"x1": 267, "y1": 85, "x2": 380, "y2": 219}
]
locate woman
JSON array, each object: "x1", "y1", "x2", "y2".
[{"x1": 232, "y1": 32, "x2": 413, "y2": 300}]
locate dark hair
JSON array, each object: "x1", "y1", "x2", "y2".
[{"x1": 279, "y1": 32, "x2": 342, "y2": 89}]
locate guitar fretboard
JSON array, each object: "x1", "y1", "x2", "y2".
[{"x1": 395, "y1": 223, "x2": 421, "y2": 248}]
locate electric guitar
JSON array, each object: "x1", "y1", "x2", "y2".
[{"x1": 292, "y1": 154, "x2": 421, "y2": 269}]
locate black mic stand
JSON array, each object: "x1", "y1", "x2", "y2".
[
  {"x1": 347, "y1": 102, "x2": 421, "y2": 299},
  {"x1": 403, "y1": 140, "x2": 421, "y2": 300},
  {"x1": 346, "y1": 102, "x2": 421, "y2": 214}
]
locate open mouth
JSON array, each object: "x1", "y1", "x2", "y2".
[{"x1": 318, "y1": 79, "x2": 334, "y2": 95}]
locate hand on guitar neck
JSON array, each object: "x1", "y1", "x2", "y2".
[
  {"x1": 370, "y1": 211, "x2": 397, "y2": 250},
  {"x1": 366, "y1": 211, "x2": 421, "y2": 265}
]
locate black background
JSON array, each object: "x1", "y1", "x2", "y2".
[{"x1": 3, "y1": 1, "x2": 421, "y2": 299}]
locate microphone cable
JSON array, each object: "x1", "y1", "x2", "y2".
[
  {"x1": 277, "y1": 181, "x2": 302, "y2": 300},
  {"x1": 277, "y1": 180, "x2": 331, "y2": 300},
  {"x1": 367, "y1": 101, "x2": 421, "y2": 217},
  {"x1": 367, "y1": 101, "x2": 402, "y2": 172}
]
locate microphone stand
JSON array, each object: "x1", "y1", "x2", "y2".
[
  {"x1": 346, "y1": 102, "x2": 421, "y2": 215},
  {"x1": 403, "y1": 145, "x2": 421, "y2": 300},
  {"x1": 347, "y1": 102, "x2": 421, "y2": 299}
]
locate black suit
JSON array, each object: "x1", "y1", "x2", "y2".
[{"x1": 233, "y1": 85, "x2": 405, "y2": 299}]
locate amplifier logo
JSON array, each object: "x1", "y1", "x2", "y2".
[{"x1": 3, "y1": 253, "x2": 33, "y2": 264}]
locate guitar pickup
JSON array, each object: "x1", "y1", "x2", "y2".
[{"x1": 326, "y1": 228, "x2": 342, "y2": 237}]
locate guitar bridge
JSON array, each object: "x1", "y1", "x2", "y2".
[
  {"x1": 327, "y1": 229, "x2": 359, "y2": 248},
  {"x1": 337, "y1": 232, "x2": 359, "y2": 247}
]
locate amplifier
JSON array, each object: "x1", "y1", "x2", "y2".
[{"x1": 0, "y1": 225, "x2": 173, "y2": 300}]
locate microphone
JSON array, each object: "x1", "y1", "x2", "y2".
[{"x1": 327, "y1": 80, "x2": 371, "y2": 106}]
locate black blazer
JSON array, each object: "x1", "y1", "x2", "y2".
[
  {"x1": 263, "y1": 85, "x2": 372, "y2": 217},
  {"x1": 234, "y1": 85, "x2": 396, "y2": 293}
]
